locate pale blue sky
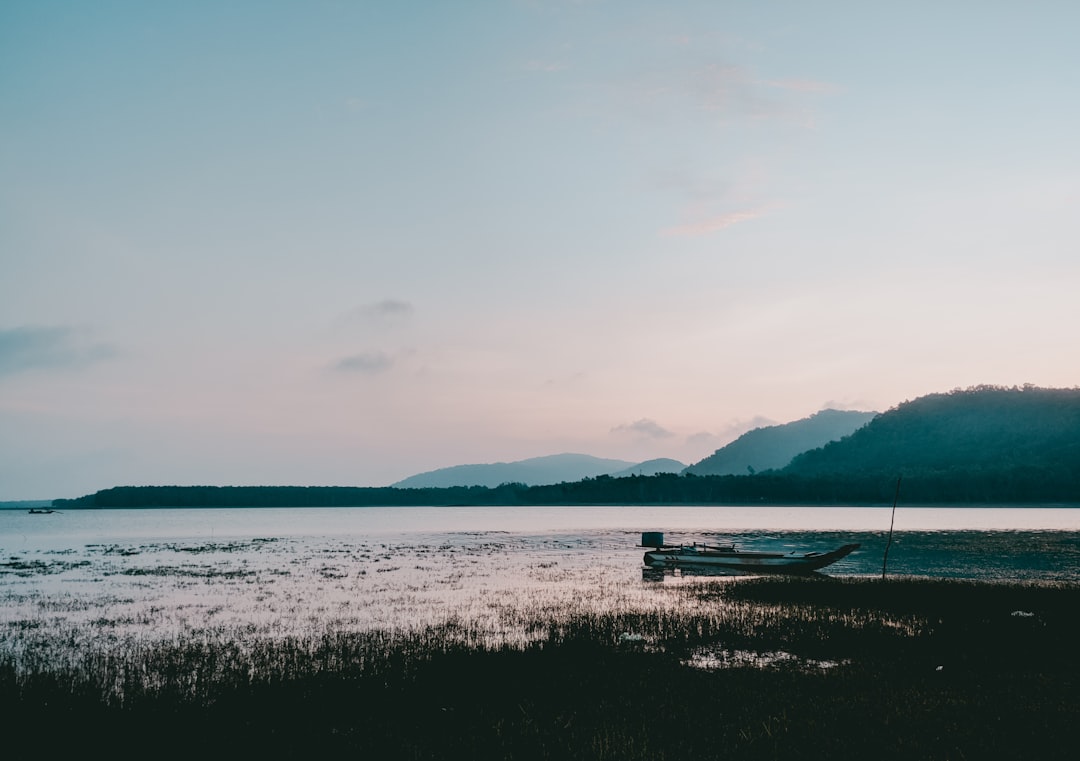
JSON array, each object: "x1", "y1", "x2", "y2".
[{"x1": 3, "y1": 1, "x2": 1079, "y2": 499}]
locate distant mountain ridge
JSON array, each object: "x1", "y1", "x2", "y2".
[
  {"x1": 684, "y1": 409, "x2": 878, "y2": 476},
  {"x1": 0, "y1": 500, "x2": 54, "y2": 509},
  {"x1": 608, "y1": 459, "x2": 687, "y2": 478},
  {"x1": 393, "y1": 409, "x2": 874, "y2": 488},
  {"x1": 392, "y1": 453, "x2": 644, "y2": 488}
]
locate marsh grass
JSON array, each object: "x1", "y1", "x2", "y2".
[
  {"x1": 2, "y1": 577, "x2": 1078, "y2": 759},
  {"x1": 0, "y1": 558, "x2": 92, "y2": 576}
]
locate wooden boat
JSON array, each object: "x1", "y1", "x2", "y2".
[{"x1": 640, "y1": 532, "x2": 859, "y2": 574}]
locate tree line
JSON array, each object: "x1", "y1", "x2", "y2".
[{"x1": 53, "y1": 465, "x2": 1078, "y2": 509}]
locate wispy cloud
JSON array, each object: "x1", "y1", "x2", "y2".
[
  {"x1": 717, "y1": 415, "x2": 776, "y2": 439},
  {"x1": 693, "y1": 63, "x2": 765, "y2": 115},
  {"x1": 686, "y1": 431, "x2": 719, "y2": 447},
  {"x1": 360, "y1": 299, "x2": 414, "y2": 320},
  {"x1": 821, "y1": 399, "x2": 877, "y2": 413},
  {"x1": 614, "y1": 60, "x2": 759, "y2": 123},
  {"x1": 542, "y1": 371, "x2": 587, "y2": 388},
  {"x1": 0, "y1": 325, "x2": 116, "y2": 377},
  {"x1": 763, "y1": 78, "x2": 841, "y2": 95},
  {"x1": 635, "y1": 53, "x2": 831, "y2": 238},
  {"x1": 662, "y1": 208, "x2": 765, "y2": 237},
  {"x1": 686, "y1": 415, "x2": 777, "y2": 452},
  {"x1": 331, "y1": 301, "x2": 414, "y2": 374},
  {"x1": 649, "y1": 166, "x2": 730, "y2": 202},
  {"x1": 337, "y1": 299, "x2": 415, "y2": 331},
  {"x1": 623, "y1": 62, "x2": 787, "y2": 122},
  {"x1": 333, "y1": 351, "x2": 393, "y2": 375},
  {"x1": 611, "y1": 418, "x2": 674, "y2": 439},
  {"x1": 687, "y1": 65, "x2": 839, "y2": 119}
]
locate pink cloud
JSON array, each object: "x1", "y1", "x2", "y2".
[
  {"x1": 694, "y1": 64, "x2": 754, "y2": 112},
  {"x1": 662, "y1": 208, "x2": 765, "y2": 237},
  {"x1": 611, "y1": 418, "x2": 675, "y2": 439},
  {"x1": 763, "y1": 78, "x2": 841, "y2": 94}
]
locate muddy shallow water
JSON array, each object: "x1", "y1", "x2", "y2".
[{"x1": 2, "y1": 506, "x2": 1078, "y2": 654}]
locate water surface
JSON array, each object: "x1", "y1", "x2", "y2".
[{"x1": 2, "y1": 506, "x2": 1077, "y2": 655}]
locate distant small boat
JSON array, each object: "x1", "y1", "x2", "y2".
[
  {"x1": 27, "y1": 508, "x2": 57, "y2": 514},
  {"x1": 640, "y1": 532, "x2": 859, "y2": 574}
]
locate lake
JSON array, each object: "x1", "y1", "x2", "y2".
[{"x1": 2, "y1": 506, "x2": 1079, "y2": 655}]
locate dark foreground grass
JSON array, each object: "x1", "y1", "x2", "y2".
[{"x1": 3, "y1": 578, "x2": 1079, "y2": 759}]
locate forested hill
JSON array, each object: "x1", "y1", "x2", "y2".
[{"x1": 784, "y1": 385, "x2": 1080, "y2": 482}]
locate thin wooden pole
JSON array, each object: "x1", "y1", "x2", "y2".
[{"x1": 881, "y1": 476, "x2": 902, "y2": 580}]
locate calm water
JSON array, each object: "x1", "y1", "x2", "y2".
[{"x1": 2, "y1": 506, "x2": 1078, "y2": 656}]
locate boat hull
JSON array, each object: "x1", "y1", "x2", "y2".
[{"x1": 643, "y1": 543, "x2": 859, "y2": 574}]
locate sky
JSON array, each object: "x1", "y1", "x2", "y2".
[{"x1": 3, "y1": 1, "x2": 1079, "y2": 500}]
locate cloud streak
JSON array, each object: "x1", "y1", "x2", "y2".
[
  {"x1": 629, "y1": 62, "x2": 830, "y2": 124},
  {"x1": 369, "y1": 299, "x2": 414, "y2": 317},
  {"x1": 338, "y1": 299, "x2": 415, "y2": 331},
  {"x1": 611, "y1": 418, "x2": 674, "y2": 439},
  {"x1": 684, "y1": 415, "x2": 778, "y2": 453},
  {"x1": 359, "y1": 299, "x2": 414, "y2": 320},
  {"x1": 333, "y1": 351, "x2": 394, "y2": 374},
  {"x1": 0, "y1": 325, "x2": 116, "y2": 377},
  {"x1": 662, "y1": 208, "x2": 765, "y2": 237},
  {"x1": 763, "y1": 78, "x2": 841, "y2": 95}
]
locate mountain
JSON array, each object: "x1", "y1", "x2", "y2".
[
  {"x1": 783, "y1": 385, "x2": 1080, "y2": 480},
  {"x1": 608, "y1": 458, "x2": 687, "y2": 478},
  {"x1": 684, "y1": 409, "x2": 878, "y2": 476},
  {"x1": 391, "y1": 453, "x2": 637, "y2": 488}
]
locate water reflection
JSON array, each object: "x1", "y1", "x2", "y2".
[
  {"x1": 2, "y1": 508, "x2": 1079, "y2": 676},
  {"x1": 3, "y1": 527, "x2": 1076, "y2": 631},
  {"x1": 642, "y1": 565, "x2": 834, "y2": 581},
  {"x1": 641, "y1": 567, "x2": 666, "y2": 582},
  {"x1": 642, "y1": 565, "x2": 749, "y2": 581}
]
